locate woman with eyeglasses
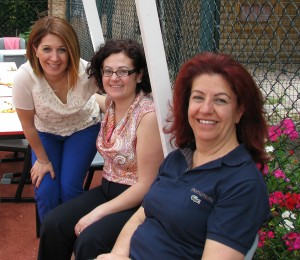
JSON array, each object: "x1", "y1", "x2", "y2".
[{"x1": 37, "y1": 39, "x2": 164, "y2": 260}]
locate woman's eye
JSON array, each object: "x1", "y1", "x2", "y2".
[
  {"x1": 58, "y1": 48, "x2": 67, "y2": 53},
  {"x1": 43, "y1": 47, "x2": 51, "y2": 52},
  {"x1": 192, "y1": 95, "x2": 204, "y2": 101},
  {"x1": 215, "y1": 98, "x2": 227, "y2": 104},
  {"x1": 118, "y1": 69, "x2": 128, "y2": 74},
  {"x1": 103, "y1": 69, "x2": 113, "y2": 74}
]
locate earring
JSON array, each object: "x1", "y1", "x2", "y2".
[{"x1": 137, "y1": 79, "x2": 142, "y2": 83}]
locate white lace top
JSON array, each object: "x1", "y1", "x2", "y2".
[{"x1": 12, "y1": 59, "x2": 101, "y2": 136}]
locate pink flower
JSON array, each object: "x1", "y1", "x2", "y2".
[
  {"x1": 267, "y1": 231, "x2": 275, "y2": 239},
  {"x1": 268, "y1": 118, "x2": 299, "y2": 142},
  {"x1": 282, "y1": 232, "x2": 300, "y2": 251},
  {"x1": 263, "y1": 164, "x2": 269, "y2": 176},
  {"x1": 273, "y1": 169, "x2": 286, "y2": 179},
  {"x1": 258, "y1": 230, "x2": 276, "y2": 248},
  {"x1": 268, "y1": 125, "x2": 282, "y2": 141},
  {"x1": 257, "y1": 163, "x2": 269, "y2": 176},
  {"x1": 258, "y1": 230, "x2": 267, "y2": 248},
  {"x1": 282, "y1": 118, "x2": 295, "y2": 129},
  {"x1": 281, "y1": 118, "x2": 299, "y2": 140},
  {"x1": 288, "y1": 130, "x2": 299, "y2": 140},
  {"x1": 269, "y1": 191, "x2": 285, "y2": 207}
]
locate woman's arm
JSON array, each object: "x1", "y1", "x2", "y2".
[
  {"x1": 97, "y1": 207, "x2": 146, "y2": 259},
  {"x1": 202, "y1": 239, "x2": 244, "y2": 260},
  {"x1": 16, "y1": 108, "x2": 55, "y2": 187},
  {"x1": 94, "y1": 93, "x2": 106, "y2": 113},
  {"x1": 74, "y1": 111, "x2": 164, "y2": 235}
]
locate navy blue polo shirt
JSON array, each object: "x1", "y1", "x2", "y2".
[{"x1": 130, "y1": 144, "x2": 270, "y2": 260}]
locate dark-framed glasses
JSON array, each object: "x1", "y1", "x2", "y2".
[{"x1": 101, "y1": 68, "x2": 137, "y2": 77}]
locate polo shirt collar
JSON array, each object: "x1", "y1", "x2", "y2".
[{"x1": 180, "y1": 143, "x2": 251, "y2": 170}]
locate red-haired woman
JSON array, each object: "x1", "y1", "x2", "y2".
[{"x1": 97, "y1": 52, "x2": 270, "y2": 260}]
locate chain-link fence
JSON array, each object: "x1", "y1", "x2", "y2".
[{"x1": 1, "y1": 0, "x2": 299, "y2": 258}]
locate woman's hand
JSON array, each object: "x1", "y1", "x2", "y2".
[
  {"x1": 30, "y1": 160, "x2": 55, "y2": 188},
  {"x1": 74, "y1": 209, "x2": 102, "y2": 236},
  {"x1": 15, "y1": 108, "x2": 55, "y2": 189}
]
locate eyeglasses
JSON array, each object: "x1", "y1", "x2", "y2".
[{"x1": 101, "y1": 68, "x2": 137, "y2": 77}]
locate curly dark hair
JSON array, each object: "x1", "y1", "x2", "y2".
[{"x1": 87, "y1": 39, "x2": 151, "y2": 94}]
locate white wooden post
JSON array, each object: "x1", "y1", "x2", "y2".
[
  {"x1": 82, "y1": 0, "x2": 105, "y2": 51},
  {"x1": 135, "y1": 0, "x2": 173, "y2": 156}
]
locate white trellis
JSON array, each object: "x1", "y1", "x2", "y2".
[{"x1": 82, "y1": 0, "x2": 105, "y2": 52}]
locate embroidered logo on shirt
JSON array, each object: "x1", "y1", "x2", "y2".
[
  {"x1": 191, "y1": 188, "x2": 213, "y2": 203},
  {"x1": 191, "y1": 195, "x2": 201, "y2": 204}
]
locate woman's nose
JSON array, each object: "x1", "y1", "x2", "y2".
[
  {"x1": 50, "y1": 51, "x2": 59, "y2": 61},
  {"x1": 110, "y1": 73, "x2": 119, "y2": 80},
  {"x1": 201, "y1": 100, "x2": 214, "y2": 113}
]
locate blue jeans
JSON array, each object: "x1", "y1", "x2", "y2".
[{"x1": 32, "y1": 123, "x2": 100, "y2": 222}]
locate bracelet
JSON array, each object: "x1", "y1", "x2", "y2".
[{"x1": 37, "y1": 160, "x2": 51, "y2": 164}]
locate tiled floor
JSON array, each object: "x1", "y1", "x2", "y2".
[
  {"x1": 0, "y1": 151, "x2": 102, "y2": 259},
  {"x1": 0, "y1": 151, "x2": 38, "y2": 260}
]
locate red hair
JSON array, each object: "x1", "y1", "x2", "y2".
[{"x1": 164, "y1": 52, "x2": 269, "y2": 166}]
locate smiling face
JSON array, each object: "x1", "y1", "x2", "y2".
[
  {"x1": 188, "y1": 73, "x2": 244, "y2": 148},
  {"x1": 34, "y1": 33, "x2": 69, "y2": 81},
  {"x1": 102, "y1": 52, "x2": 142, "y2": 102}
]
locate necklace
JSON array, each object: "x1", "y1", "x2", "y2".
[{"x1": 45, "y1": 73, "x2": 69, "y2": 93}]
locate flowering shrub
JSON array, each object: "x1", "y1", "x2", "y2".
[{"x1": 255, "y1": 118, "x2": 300, "y2": 259}]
